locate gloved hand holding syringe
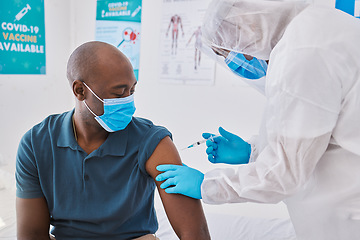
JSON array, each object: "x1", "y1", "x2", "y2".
[{"x1": 180, "y1": 127, "x2": 251, "y2": 164}]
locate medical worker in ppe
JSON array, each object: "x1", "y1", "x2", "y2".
[{"x1": 156, "y1": 0, "x2": 360, "y2": 239}]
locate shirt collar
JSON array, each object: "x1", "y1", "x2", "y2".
[
  {"x1": 57, "y1": 109, "x2": 128, "y2": 156},
  {"x1": 57, "y1": 109, "x2": 78, "y2": 150},
  {"x1": 97, "y1": 128, "x2": 128, "y2": 157}
]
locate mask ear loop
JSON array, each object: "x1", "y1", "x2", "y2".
[
  {"x1": 83, "y1": 100, "x2": 98, "y2": 118},
  {"x1": 81, "y1": 82, "x2": 103, "y2": 118},
  {"x1": 82, "y1": 82, "x2": 105, "y2": 103}
]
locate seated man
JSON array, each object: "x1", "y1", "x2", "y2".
[{"x1": 15, "y1": 41, "x2": 210, "y2": 240}]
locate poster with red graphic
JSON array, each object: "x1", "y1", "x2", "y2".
[{"x1": 95, "y1": 0, "x2": 142, "y2": 80}]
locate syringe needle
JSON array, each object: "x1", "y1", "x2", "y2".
[{"x1": 181, "y1": 135, "x2": 220, "y2": 151}]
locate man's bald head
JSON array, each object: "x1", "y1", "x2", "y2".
[{"x1": 66, "y1": 41, "x2": 131, "y2": 85}]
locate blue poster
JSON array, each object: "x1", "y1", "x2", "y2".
[
  {"x1": 95, "y1": 0, "x2": 142, "y2": 80},
  {"x1": 0, "y1": 0, "x2": 46, "y2": 74}
]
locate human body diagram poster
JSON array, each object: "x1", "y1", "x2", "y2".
[
  {"x1": 95, "y1": 0, "x2": 142, "y2": 80},
  {"x1": 0, "y1": 0, "x2": 46, "y2": 75},
  {"x1": 159, "y1": 0, "x2": 215, "y2": 85}
]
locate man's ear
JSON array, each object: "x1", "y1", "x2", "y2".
[{"x1": 72, "y1": 80, "x2": 85, "y2": 101}]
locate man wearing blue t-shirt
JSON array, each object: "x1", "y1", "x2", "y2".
[{"x1": 15, "y1": 41, "x2": 210, "y2": 240}]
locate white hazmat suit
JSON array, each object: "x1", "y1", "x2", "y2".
[{"x1": 201, "y1": 0, "x2": 360, "y2": 239}]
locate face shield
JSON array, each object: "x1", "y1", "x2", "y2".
[
  {"x1": 201, "y1": 0, "x2": 309, "y2": 60},
  {"x1": 199, "y1": 0, "x2": 309, "y2": 94},
  {"x1": 198, "y1": 41, "x2": 268, "y2": 94}
]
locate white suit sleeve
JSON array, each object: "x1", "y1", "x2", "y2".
[
  {"x1": 247, "y1": 135, "x2": 260, "y2": 163},
  {"x1": 202, "y1": 47, "x2": 342, "y2": 204}
]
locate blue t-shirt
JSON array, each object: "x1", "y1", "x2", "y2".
[{"x1": 16, "y1": 109, "x2": 172, "y2": 239}]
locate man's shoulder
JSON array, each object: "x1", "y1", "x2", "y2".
[
  {"x1": 33, "y1": 111, "x2": 70, "y2": 131},
  {"x1": 131, "y1": 117, "x2": 155, "y2": 131},
  {"x1": 130, "y1": 117, "x2": 157, "y2": 135},
  {"x1": 131, "y1": 117, "x2": 154, "y2": 128},
  {"x1": 129, "y1": 117, "x2": 171, "y2": 139},
  {"x1": 23, "y1": 110, "x2": 72, "y2": 141}
]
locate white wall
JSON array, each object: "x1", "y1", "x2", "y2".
[
  {"x1": 0, "y1": 0, "x2": 74, "y2": 171},
  {"x1": 0, "y1": 0, "x2": 290, "y2": 219}
]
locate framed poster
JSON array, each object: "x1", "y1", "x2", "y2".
[
  {"x1": 0, "y1": 0, "x2": 46, "y2": 75},
  {"x1": 159, "y1": 0, "x2": 215, "y2": 85},
  {"x1": 95, "y1": 0, "x2": 142, "y2": 80}
]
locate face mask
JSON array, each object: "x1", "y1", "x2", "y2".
[
  {"x1": 82, "y1": 82, "x2": 136, "y2": 132},
  {"x1": 225, "y1": 51, "x2": 267, "y2": 80}
]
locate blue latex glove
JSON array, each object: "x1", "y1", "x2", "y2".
[
  {"x1": 203, "y1": 127, "x2": 251, "y2": 164},
  {"x1": 156, "y1": 164, "x2": 204, "y2": 199}
]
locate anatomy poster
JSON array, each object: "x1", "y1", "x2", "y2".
[
  {"x1": 95, "y1": 0, "x2": 142, "y2": 80},
  {"x1": 159, "y1": 0, "x2": 215, "y2": 85},
  {"x1": 0, "y1": 0, "x2": 46, "y2": 74}
]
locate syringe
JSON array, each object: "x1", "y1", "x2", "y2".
[
  {"x1": 181, "y1": 135, "x2": 220, "y2": 150},
  {"x1": 14, "y1": 4, "x2": 31, "y2": 22},
  {"x1": 131, "y1": 5, "x2": 142, "y2": 17}
]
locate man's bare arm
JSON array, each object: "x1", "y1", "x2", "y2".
[
  {"x1": 146, "y1": 136, "x2": 210, "y2": 240},
  {"x1": 16, "y1": 197, "x2": 52, "y2": 240}
]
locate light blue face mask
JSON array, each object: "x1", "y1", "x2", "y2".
[
  {"x1": 82, "y1": 82, "x2": 136, "y2": 132},
  {"x1": 225, "y1": 51, "x2": 268, "y2": 80}
]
